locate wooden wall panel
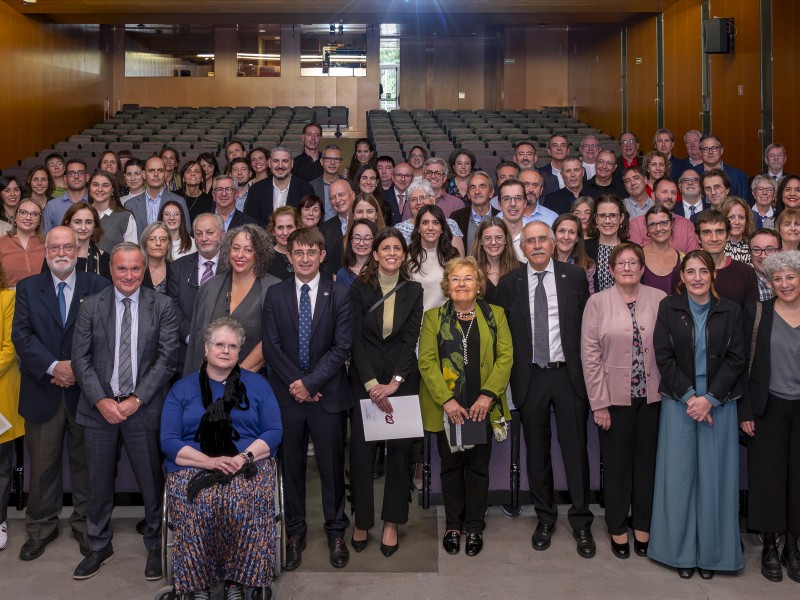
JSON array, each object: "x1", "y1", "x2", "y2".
[
  {"x1": 0, "y1": 5, "x2": 111, "y2": 170},
  {"x1": 398, "y1": 37, "x2": 427, "y2": 111},
  {"x1": 707, "y1": 0, "x2": 761, "y2": 174},
  {"x1": 501, "y1": 28, "x2": 569, "y2": 110},
  {"x1": 625, "y1": 17, "x2": 658, "y2": 143},
  {"x1": 662, "y1": 0, "x2": 703, "y2": 154},
  {"x1": 567, "y1": 25, "x2": 622, "y2": 138},
  {"x1": 772, "y1": 0, "x2": 798, "y2": 173}
]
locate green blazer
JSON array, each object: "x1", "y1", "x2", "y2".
[{"x1": 418, "y1": 302, "x2": 513, "y2": 432}]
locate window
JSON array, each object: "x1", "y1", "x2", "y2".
[
  {"x1": 300, "y1": 24, "x2": 367, "y2": 77},
  {"x1": 124, "y1": 24, "x2": 214, "y2": 77},
  {"x1": 237, "y1": 24, "x2": 281, "y2": 77}
]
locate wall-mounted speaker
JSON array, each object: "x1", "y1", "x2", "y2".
[{"x1": 704, "y1": 18, "x2": 734, "y2": 54}]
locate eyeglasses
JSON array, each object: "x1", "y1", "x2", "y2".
[
  {"x1": 209, "y1": 342, "x2": 239, "y2": 352},
  {"x1": 410, "y1": 194, "x2": 432, "y2": 202},
  {"x1": 679, "y1": 177, "x2": 700, "y2": 184},
  {"x1": 596, "y1": 159, "x2": 615, "y2": 167},
  {"x1": 750, "y1": 247, "x2": 779, "y2": 256},
  {"x1": 646, "y1": 220, "x2": 671, "y2": 230},
  {"x1": 17, "y1": 209, "x2": 42, "y2": 218},
  {"x1": 620, "y1": 140, "x2": 638, "y2": 146},
  {"x1": 322, "y1": 156, "x2": 342, "y2": 162},
  {"x1": 500, "y1": 195, "x2": 525, "y2": 204},
  {"x1": 394, "y1": 173, "x2": 413, "y2": 178},
  {"x1": 482, "y1": 235, "x2": 506, "y2": 244},
  {"x1": 147, "y1": 236, "x2": 169, "y2": 243},
  {"x1": 423, "y1": 170, "x2": 445, "y2": 177},
  {"x1": 214, "y1": 187, "x2": 235, "y2": 194},
  {"x1": 291, "y1": 249, "x2": 321, "y2": 258},
  {"x1": 755, "y1": 187, "x2": 775, "y2": 194},
  {"x1": 615, "y1": 260, "x2": 641, "y2": 268},
  {"x1": 581, "y1": 143, "x2": 599, "y2": 149},
  {"x1": 596, "y1": 213, "x2": 621, "y2": 221},
  {"x1": 162, "y1": 211, "x2": 181, "y2": 218},
  {"x1": 66, "y1": 170, "x2": 86, "y2": 177},
  {"x1": 700, "y1": 145, "x2": 721, "y2": 153},
  {"x1": 449, "y1": 276, "x2": 475, "y2": 284},
  {"x1": 352, "y1": 235, "x2": 373, "y2": 243},
  {"x1": 125, "y1": 170, "x2": 142, "y2": 177},
  {"x1": 522, "y1": 235, "x2": 551, "y2": 246},
  {"x1": 46, "y1": 244, "x2": 76, "y2": 253}
]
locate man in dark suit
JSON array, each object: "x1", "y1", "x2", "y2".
[
  {"x1": 613, "y1": 131, "x2": 644, "y2": 190},
  {"x1": 71, "y1": 242, "x2": 178, "y2": 580},
  {"x1": 696, "y1": 134, "x2": 750, "y2": 199},
  {"x1": 450, "y1": 170, "x2": 498, "y2": 250},
  {"x1": 494, "y1": 220, "x2": 595, "y2": 559},
  {"x1": 262, "y1": 227, "x2": 353, "y2": 571},
  {"x1": 382, "y1": 161, "x2": 414, "y2": 224},
  {"x1": 674, "y1": 169, "x2": 710, "y2": 222},
  {"x1": 12, "y1": 227, "x2": 111, "y2": 561},
  {"x1": 310, "y1": 144, "x2": 347, "y2": 220},
  {"x1": 319, "y1": 178, "x2": 355, "y2": 275},
  {"x1": 210, "y1": 174, "x2": 257, "y2": 231},
  {"x1": 513, "y1": 140, "x2": 559, "y2": 194},
  {"x1": 245, "y1": 145, "x2": 314, "y2": 227},
  {"x1": 167, "y1": 213, "x2": 225, "y2": 366},
  {"x1": 125, "y1": 156, "x2": 190, "y2": 238}
]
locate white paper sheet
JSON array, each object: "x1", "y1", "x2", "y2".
[
  {"x1": 360, "y1": 395, "x2": 423, "y2": 441},
  {"x1": 0, "y1": 411, "x2": 11, "y2": 437}
]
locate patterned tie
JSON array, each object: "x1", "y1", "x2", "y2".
[
  {"x1": 298, "y1": 284, "x2": 312, "y2": 372},
  {"x1": 200, "y1": 261, "x2": 214, "y2": 285},
  {"x1": 533, "y1": 272, "x2": 550, "y2": 368},
  {"x1": 689, "y1": 204, "x2": 697, "y2": 222},
  {"x1": 57, "y1": 281, "x2": 67, "y2": 325},
  {"x1": 398, "y1": 193, "x2": 405, "y2": 215},
  {"x1": 118, "y1": 298, "x2": 134, "y2": 395}
]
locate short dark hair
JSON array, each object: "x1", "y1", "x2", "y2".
[
  {"x1": 700, "y1": 168, "x2": 731, "y2": 191},
  {"x1": 749, "y1": 228, "x2": 781, "y2": 249},
  {"x1": 695, "y1": 209, "x2": 730, "y2": 236},
  {"x1": 287, "y1": 226, "x2": 325, "y2": 252},
  {"x1": 302, "y1": 122, "x2": 322, "y2": 135},
  {"x1": 376, "y1": 155, "x2": 396, "y2": 167}
]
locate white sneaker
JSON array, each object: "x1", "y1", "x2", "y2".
[{"x1": 0, "y1": 521, "x2": 7, "y2": 550}]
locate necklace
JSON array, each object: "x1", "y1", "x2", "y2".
[
  {"x1": 455, "y1": 307, "x2": 476, "y2": 319},
  {"x1": 460, "y1": 317, "x2": 475, "y2": 366}
]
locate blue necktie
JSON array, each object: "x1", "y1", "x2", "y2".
[
  {"x1": 57, "y1": 281, "x2": 67, "y2": 325},
  {"x1": 298, "y1": 284, "x2": 312, "y2": 372},
  {"x1": 689, "y1": 204, "x2": 697, "y2": 222}
]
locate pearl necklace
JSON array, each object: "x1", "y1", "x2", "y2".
[
  {"x1": 455, "y1": 308, "x2": 476, "y2": 319},
  {"x1": 459, "y1": 316, "x2": 476, "y2": 366}
]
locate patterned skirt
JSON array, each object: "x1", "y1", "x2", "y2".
[{"x1": 167, "y1": 459, "x2": 278, "y2": 594}]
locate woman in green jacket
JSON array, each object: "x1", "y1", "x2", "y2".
[{"x1": 419, "y1": 256, "x2": 513, "y2": 558}]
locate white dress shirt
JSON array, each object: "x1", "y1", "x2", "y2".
[
  {"x1": 110, "y1": 287, "x2": 140, "y2": 396},
  {"x1": 196, "y1": 253, "x2": 219, "y2": 282},
  {"x1": 273, "y1": 181, "x2": 290, "y2": 210},
  {"x1": 527, "y1": 260, "x2": 566, "y2": 363},
  {"x1": 294, "y1": 272, "x2": 321, "y2": 317},
  {"x1": 46, "y1": 270, "x2": 77, "y2": 376}
]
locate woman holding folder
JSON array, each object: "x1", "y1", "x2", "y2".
[
  {"x1": 418, "y1": 256, "x2": 513, "y2": 557},
  {"x1": 348, "y1": 227, "x2": 424, "y2": 557}
]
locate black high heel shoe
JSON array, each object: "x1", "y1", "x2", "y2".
[
  {"x1": 380, "y1": 524, "x2": 398, "y2": 557},
  {"x1": 633, "y1": 539, "x2": 649, "y2": 557},
  {"x1": 350, "y1": 531, "x2": 369, "y2": 553},
  {"x1": 611, "y1": 538, "x2": 630, "y2": 559}
]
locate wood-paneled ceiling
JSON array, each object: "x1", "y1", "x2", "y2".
[{"x1": 4, "y1": 0, "x2": 675, "y2": 26}]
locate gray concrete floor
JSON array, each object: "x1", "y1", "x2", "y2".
[{"x1": 3, "y1": 502, "x2": 798, "y2": 599}]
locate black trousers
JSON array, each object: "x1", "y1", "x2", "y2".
[
  {"x1": 436, "y1": 423, "x2": 492, "y2": 534},
  {"x1": 279, "y1": 400, "x2": 349, "y2": 539},
  {"x1": 597, "y1": 397, "x2": 660, "y2": 535},
  {"x1": 747, "y1": 393, "x2": 800, "y2": 535},
  {"x1": 24, "y1": 393, "x2": 89, "y2": 540},
  {"x1": 517, "y1": 366, "x2": 593, "y2": 531},
  {"x1": 0, "y1": 439, "x2": 13, "y2": 522},
  {"x1": 349, "y1": 404, "x2": 413, "y2": 530}
]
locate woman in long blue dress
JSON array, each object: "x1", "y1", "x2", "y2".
[{"x1": 650, "y1": 249, "x2": 746, "y2": 580}]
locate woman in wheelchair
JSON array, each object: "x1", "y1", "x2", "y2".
[{"x1": 160, "y1": 317, "x2": 282, "y2": 600}]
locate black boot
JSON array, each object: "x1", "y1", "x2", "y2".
[
  {"x1": 761, "y1": 533, "x2": 783, "y2": 582},
  {"x1": 782, "y1": 530, "x2": 800, "y2": 583}
]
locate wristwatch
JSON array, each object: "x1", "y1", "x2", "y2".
[
  {"x1": 392, "y1": 375, "x2": 405, "y2": 384},
  {"x1": 239, "y1": 451, "x2": 254, "y2": 463}
]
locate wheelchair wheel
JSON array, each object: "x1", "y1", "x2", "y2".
[
  {"x1": 153, "y1": 585, "x2": 179, "y2": 600},
  {"x1": 248, "y1": 584, "x2": 275, "y2": 600}
]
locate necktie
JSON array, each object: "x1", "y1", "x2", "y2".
[
  {"x1": 57, "y1": 281, "x2": 67, "y2": 325},
  {"x1": 200, "y1": 261, "x2": 214, "y2": 285},
  {"x1": 774, "y1": 175, "x2": 780, "y2": 181},
  {"x1": 533, "y1": 272, "x2": 550, "y2": 368},
  {"x1": 689, "y1": 204, "x2": 697, "y2": 221},
  {"x1": 398, "y1": 193, "x2": 405, "y2": 215},
  {"x1": 119, "y1": 298, "x2": 134, "y2": 395},
  {"x1": 298, "y1": 284, "x2": 312, "y2": 372}
]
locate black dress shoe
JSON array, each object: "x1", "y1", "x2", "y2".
[
  {"x1": 633, "y1": 539, "x2": 649, "y2": 557},
  {"x1": 72, "y1": 530, "x2": 90, "y2": 557},
  {"x1": 145, "y1": 548, "x2": 163, "y2": 580},
  {"x1": 698, "y1": 568, "x2": 714, "y2": 580},
  {"x1": 380, "y1": 542, "x2": 398, "y2": 557},
  {"x1": 531, "y1": 522, "x2": 555, "y2": 551},
  {"x1": 350, "y1": 532, "x2": 368, "y2": 553},
  {"x1": 284, "y1": 536, "x2": 306, "y2": 571},
  {"x1": 782, "y1": 545, "x2": 800, "y2": 583},
  {"x1": 678, "y1": 567, "x2": 695, "y2": 579},
  {"x1": 611, "y1": 539, "x2": 630, "y2": 559},
  {"x1": 465, "y1": 533, "x2": 483, "y2": 557},
  {"x1": 135, "y1": 518, "x2": 147, "y2": 535},
  {"x1": 761, "y1": 543, "x2": 783, "y2": 582},
  {"x1": 328, "y1": 536, "x2": 350, "y2": 568},
  {"x1": 73, "y1": 545, "x2": 114, "y2": 580},
  {"x1": 442, "y1": 530, "x2": 461, "y2": 555},
  {"x1": 19, "y1": 528, "x2": 58, "y2": 561},
  {"x1": 573, "y1": 529, "x2": 596, "y2": 558}
]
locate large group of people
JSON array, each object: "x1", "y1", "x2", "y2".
[{"x1": 0, "y1": 121, "x2": 798, "y2": 598}]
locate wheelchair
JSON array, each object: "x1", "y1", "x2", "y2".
[{"x1": 155, "y1": 457, "x2": 285, "y2": 600}]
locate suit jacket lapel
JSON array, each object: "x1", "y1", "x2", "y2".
[
  {"x1": 100, "y1": 289, "x2": 116, "y2": 356},
  {"x1": 283, "y1": 279, "x2": 299, "y2": 330},
  {"x1": 553, "y1": 262, "x2": 568, "y2": 332},
  {"x1": 310, "y1": 279, "x2": 331, "y2": 337},
  {"x1": 64, "y1": 272, "x2": 88, "y2": 331},
  {"x1": 136, "y1": 289, "x2": 155, "y2": 363},
  {"x1": 516, "y1": 269, "x2": 533, "y2": 350},
  {"x1": 38, "y1": 276, "x2": 64, "y2": 327}
]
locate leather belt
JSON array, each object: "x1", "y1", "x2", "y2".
[
  {"x1": 533, "y1": 361, "x2": 565, "y2": 369},
  {"x1": 114, "y1": 394, "x2": 132, "y2": 403}
]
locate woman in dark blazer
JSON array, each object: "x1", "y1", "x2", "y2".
[
  {"x1": 649, "y1": 249, "x2": 746, "y2": 580},
  {"x1": 348, "y1": 227, "x2": 424, "y2": 557},
  {"x1": 741, "y1": 250, "x2": 800, "y2": 583},
  {"x1": 584, "y1": 194, "x2": 630, "y2": 292}
]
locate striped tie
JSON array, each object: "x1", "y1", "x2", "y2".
[{"x1": 118, "y1": 298, "x2": 134, "y2": 395}]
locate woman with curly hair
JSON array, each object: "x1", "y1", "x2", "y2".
[{"x1": 184, "y1": 224, "x2": 280, "y2": 376}]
